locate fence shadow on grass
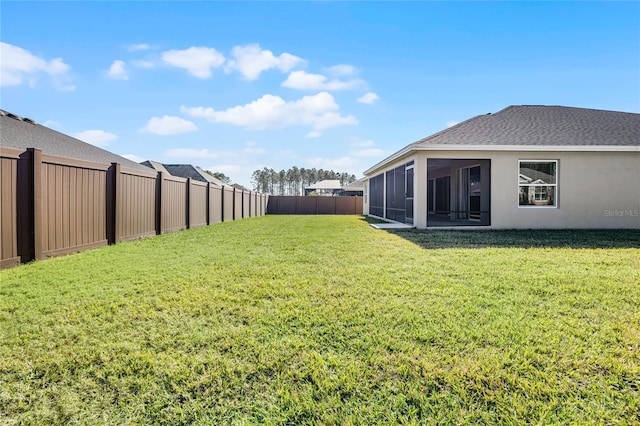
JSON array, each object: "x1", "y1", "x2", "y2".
[{"x1": 359, "y1": 217, "x2": 640, "y2": 249}]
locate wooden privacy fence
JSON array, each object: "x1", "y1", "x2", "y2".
[
  {"x1": 267, "y1": 196, "x2": 363, "y2": 215},
  {"x1": 0, "y1": 148, "x2": 268, "y2": 269}
]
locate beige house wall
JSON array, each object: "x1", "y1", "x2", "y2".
[
  {"x1": 489, "y1": 150, "x2": 639, "y2": 229},
  {"x1": 366, "y1": 150, "x2": 639, "y2": 229}
]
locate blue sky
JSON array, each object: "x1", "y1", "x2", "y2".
[{"x1": 2, "y1": 1, "x2": 639, "y2": 187}]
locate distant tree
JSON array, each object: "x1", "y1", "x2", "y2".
[
  {"x1": 250, "y1": 166, "x2": 358, "y2": 194},
  {"x1": 278, "y1": 170, "x2": 286, "y2": 195},
  {"x1": 203, "y1": 169, "x2": 232, "y2": 184}
]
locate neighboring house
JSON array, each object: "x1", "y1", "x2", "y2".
[
  {"x1": 363, "y1": 105, "x2": 640, "y2": 229},
  {"x1": 141, "y1": 161, "x2": 227, "y2": 186},
  {"x1": 231, "y1": 183, "x2": 250, "y2": 191},
  {"x1": 304, "y1": 179, "x2": 343, "y2": 196},
  {"x1": 0, "y1": 109, "x2": 150, "y2": 172},
  {"x1": 339, "y1": 179, "x2": 365, "y2": 196}
]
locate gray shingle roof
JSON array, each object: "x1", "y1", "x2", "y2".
[
  {"x1": 0, "y1": 110, "x2": 150, "y2": 171},
  {"x1": 413, "y1": 105, "x2": 640, "y2": 147},
  {"x1": 161, "y1": 164, "x2": 225, "y2": 186},
  {"x1": 140, "y1": 160, "x2": 170, "y2": 174}
]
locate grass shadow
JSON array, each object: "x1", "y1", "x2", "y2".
[
  {"x1": 386, "y1": 228, "x2": 640, "y2": 249},
  {"x1": 358, "y1": 215, "x2": 388, "y2": 225}
]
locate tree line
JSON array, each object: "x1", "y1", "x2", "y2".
[{"x1": 251, "y1": 167, "x2": 357, "y2": 195}]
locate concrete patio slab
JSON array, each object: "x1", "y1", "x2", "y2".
[{"x1": 370, "y1": 223, "x2": 414, "y2": 230}]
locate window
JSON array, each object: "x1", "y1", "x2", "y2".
[{"x1": 518, "y1": 160, "x2": 557, "y2": 207}]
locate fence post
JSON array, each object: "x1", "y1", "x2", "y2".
[
  {"x1": 28, "y1": 148, "x2": 43, "y2": 261},
  {"x1": 206, "y1": 182, "x2": 211, "y2": 225},
  {"x1": 108, "y1": 163, "x2": 122, "y2": 245},
  {"x1": 221, "y1": 185, "x2": 225, "y2": 222},
  {"x1": 232, "y1": 187, "x2": 236, "y2": 221},
  {"x1": 186, "y1": 178, "x2": 191, "y2": 229}
]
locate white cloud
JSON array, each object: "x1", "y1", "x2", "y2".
[
  {"x1": 132, "y1": 60, "x2": 154, "y2": 69},
  {"x1": 446, "y1": 120, "x2": 460, "y2": 128},
  {"x1": 165, "y1": 143, "x2": 267, "y2": 160},
  {"x1": 182, "y1": 91, "x2": 357, "y2": 136},
  {"x1": 357, "y1": 92, "x2": 379, "y2": 104},
  {"x1": 122, "y1": 154, "x2": 145, "y2": 163},
  {"x1": 73, "y1": 130, "x2": 118, "y2": 147},
  {"x1": 205, "y1": 164, "x2": 244, "y2": 175},
  {"x1": 140, "y1": 115, "x2": 198, "y2": 135},
  {"x1": 205, "y1": 163, "x2": 251, "y2": 186},
  {"x1": 243, "y1": 147, "x2": 267, "y2": 155},
  {"x1": 349, "y1": 138, "x2": 385, "y2": 157},
  {"x1": 307, "y1": 156, "x2": 359, "y2": 170},
  {"x1": 226, "y1": 44, "x2": 304, "y2": 80},
  {"x1": 353, "y1": 148, "x2": 385, "y2": 157},
  {"x1": 42, "y1": 120, "x2": 60, "y2": 129},
  {"x1": 161, "y1": 46, "x2": 225, "y2": 78},
  {"x1": 0, "y1": 42, "x2": 74, "y2": 90},
  {"x1": 165, "y1": 144, "x2": 268, "y2": 187},
  {"x1": 351, "y1": 138, "x2": 375, "y2": 147},
  {"x1": 326, "y1": 64, "x2": 357, "y2": 76},
  {"x1": 165, "y1": 148, "x2": 222, "y2": 159},
  {"x1": 107, "y1": 60, "x2": 128, "y2": 80},
  {"x1": 282, "y1": 70, "x2": 363, "y2": 91},
  {"x1": 128, "y1": 43, "x2": 150, "y2": 52}
]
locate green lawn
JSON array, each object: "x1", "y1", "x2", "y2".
[{"x1": 1, "y1": 216, "x2": 639, "y2": 425}]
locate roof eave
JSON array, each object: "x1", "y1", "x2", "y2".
[{"x1": 364, "y1": 144, "x2": 639, "y2": 176}]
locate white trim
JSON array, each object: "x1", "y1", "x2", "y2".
[{"x1": 414, "y1": 144, "x2": 638, "y2": 152}]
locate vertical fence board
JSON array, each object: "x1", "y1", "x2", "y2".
[
  {"x1": 69, "y1": 168, "x2": 77, "y2": 247},
  {"x1": 234, "y1": 189, "x2": 243, "y2": 220},
  {"x1": 242, "y1": 191, "x2": 250, "y2": 218},
  {"x1": 75, "y1": 167, "x2": 82, "y2": 248},
  {"x1": 209, "y1": 185, "x2": 222, "y2": 224},
  {"x1": 0, "y1": 157, "x2": 18, "y2": 267},
  {"x1": 61, "y1": 167, "x2": 68, "y2": 249},
  {"x1": 223, "y1": 187, "x2": 234, "y2": 222},
  {"x1": 162, "y1": 177, "x2": 187, "y2": 233},
  {"x1": 190, "y1": 181, "x2": 208, "y2": 228}
]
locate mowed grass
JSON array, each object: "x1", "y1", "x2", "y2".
[{"x1": 1, "y1": 216, "x2": 639, "y2": 425}]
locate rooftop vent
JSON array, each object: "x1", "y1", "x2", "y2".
[
  {"x1": 0, "y1": 110, "x2": 7, "y2": 116},
  {"x1": 7, "y1": 113, "x2": 23, "y2": 121},
  {"x1": 23, "y1": 117, "x2": 37, "y2": 125}
]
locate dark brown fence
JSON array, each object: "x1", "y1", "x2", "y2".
[
  {"x1": 0, "y1": 147, "x2": 268, "y2": 269},
  {"x1": 266, "y1": 196, "x2": 363, "y2": 215}
]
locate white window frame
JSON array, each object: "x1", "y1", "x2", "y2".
[{"x1": 518, "y1": 160, "x2": 558, "y2": 208}]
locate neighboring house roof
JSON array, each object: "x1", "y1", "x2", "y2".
[
  {"x1": 140, "y1": 160, "x2": 170, "y2": 174},
  {"x1": 305, "y1": 180, "x2": 343, "y2": 190},
  {"x1": 518, "y1": 167, "x2": 554, "y2": 184},
  {"x1": 342, "y1": 179, "x2": 365, "y2": 191},
  {"x1": 231, "y1": 183, "x2": 250, "y2": 191},
  {"x1": 141, "y1": 161, "x2": 226, "y2": 186},
  {"x1": 163, "y1": 164, "x2": 225, "y2": 185},
  {"x1": 0, "y1": 109, "x2": 150, "y2": 172},
  {"x1": 365, "y1": 105, "x2": 640, "y2": 175},
  {"x1": 195, "y1": 166, "x2": 227, "y2": 186}
]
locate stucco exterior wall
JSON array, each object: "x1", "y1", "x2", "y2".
[
  {"x1": 366, "y1": 150, "x2": 639, "y2": 229},
  {"x1": 489, "y1": 151, "x2": 639, "y2": 229}
]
